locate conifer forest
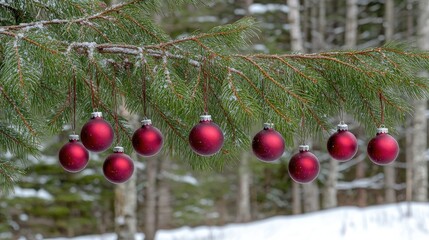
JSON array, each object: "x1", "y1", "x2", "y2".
[{"x1": 1, "y1": 0, "x2": 429, "y2": 239}]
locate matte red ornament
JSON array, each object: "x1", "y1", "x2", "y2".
[
  {"x1": 367, "y1": 127, "x2": 399, "y2": 165},
  {"x1": 80, "y1": 112, "x2": 114, "y2": 152},
  {"x1": 327, "y1": 123, "x2": 358, "y2": 161},
  {"x1": 252, "y1": 123, "x2": 285, "y2": 162},
  {"x1": 103, "y1": 147, "x2": 134, "y2": 184},
  {"x1": 288, "y1": 145, "x2": 320, "y2": 184},
  {"x1": 189, "y1": 114, "x2": 224, "y2": 156},
  {"x1": 59, "y1": 135, "x2": 89, "y2": 173},
  {"x1": 132, "y1": 119, "x2": 164, "y2": 157}
]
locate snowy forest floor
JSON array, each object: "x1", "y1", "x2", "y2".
[{"x1": 46, "y1": 202, "x2": 429, "y2": 240}]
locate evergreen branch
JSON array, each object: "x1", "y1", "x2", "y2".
[
  {"x1": 267, "y1": 55, "x2": 318, "y2": 83},
  {"x1": 0, "y1": 85, "x2": 35, "y2": 135},
  {"x1": 81, "y1": 21, "x2": 111, "y2": 42},
  {"x1": 229, "y1": 68, "x2": 291, "y2": 122},
  {"x1": 151, "y1": 103, "x2": 187, "y2": 142},
  {"x1": 118, "y1": 12, "x2": 162, "y2": 43},
  {"x1": 236, "y1": 55, "x2": 307, "y2": 104},
  {"x1": 227, "y1": 71, "x2": 253, "y2": 115},
  {"x1": 0, "y1": 31, "x2": 59, "y2": 54},
  {"x1": 13, "y1": 40, "x2": 25, "y2": 92},
  {"x1": 0, "y1": 0, "x2": 146, "y2": 31}
]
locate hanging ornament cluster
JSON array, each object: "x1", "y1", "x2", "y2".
[{"x1": 58, "y1": 62, "x2": 400, "y2": 185}]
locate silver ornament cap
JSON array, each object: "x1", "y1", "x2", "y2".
[
  {"x1": 69, "y1": 134, "x2": 80, "y2": 141},
  {"x1": 377, "y1": 127, "x2": 389, "y2": 134},
  {"x1": 299, "y1": 145, "x2": 310, "y2": 152},
  {"x1": 113, "y1": 146, "x2": 124, "y2": 153},
  {"x1": 142, "y1": 119, "x2": 152, "y2": 126},
  {"x1": 264, "y1": 123, "x2": 274, "y2": 129},
  {"x1": 200, "y1": 114, "x2": 212, "y2": 122},
  {"x1": 337, "y1": 123, "x2": 349, "y2": 131},
  {"x1": 91, "y1": 112, "x2": 103, "y2": 118}
]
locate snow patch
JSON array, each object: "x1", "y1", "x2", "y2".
[
  {"x1": 163, "y1": 172, "x2": 198, "y2": 185},
  {"x1": 46, "y1": 202, "x2": 429, "y2": 240},
  {"x1": 249, "y1": 4, "x2": 289, "y2": 14},
  {"x1": 12, "y1": 187, "x2": 53, "y2": 201}
]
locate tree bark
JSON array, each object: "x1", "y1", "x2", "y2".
[
  {"x1": 412, "y1": 0, "x2": 429, "y2": 202},
  {"x1": 157, "y1": 156, "x2": 172, "y2": 229},
  {"x1": 236, "y1": 152, "x2": 251, "y2": 222},
  {"x1": 291, "y1": 182, "x2": 302, "y2": 214},
  {"x1": 114, "y1": 95, "x2": 138, "y2": 240},
  {"x1": 288, "y1": 0, "x2": 305, "y2": 215},
  {"x1": 356, "y1": 160, "x2": 367, "y2": 207},
  {"x1": 302, "y1": 182, "x2": 320, "y2": 212},
  {"x1": 345, "y1": 0, "x2": 358, "y2": 49},
  {"x1": 114, "y1": 157, "x2": 137, "y2": 240},
  {"x1": 145, "y1": 156, "x2": 158, "y2": 240},
  {"x1": 323, "y1": 159, "x2": 338, "y2": 209},
  {"x1": 384, "y1": 0, "x2": 396, "y2": 204},
  {"x1": 288, "y1": 0, "x2": 304, "y2": 52}
]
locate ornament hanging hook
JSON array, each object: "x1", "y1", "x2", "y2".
[{"x1": 379, "y1": 91, "x2": 385, "y2": 127}]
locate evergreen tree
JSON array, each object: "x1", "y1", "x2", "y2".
[{"x1": 1, "y1": 0, "x2": 429, "y2": 194}]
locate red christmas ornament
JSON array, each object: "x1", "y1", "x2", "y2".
[
  {"x1": 327, "y1": 123, "x2": 358, "y2": 161},
  {"x1": 58, "y1": 135, "x2": 89, "y2": 173},
  {"x1": 252, "y1": 123, "x2": 285, "y2": 162},
  {"x1": 103, "y1": 146, "x2": 134, "y2": 184},
  {"x1": 288, "y1": 145, "x2": 320, "y2": 184},
  {"x1": 367, "y1": 127, "x2": 399, "y2": 165},
  {"x1": 189, "y1": 114, "x2": 224, "y2": 156},
  {"x1": 80, "y1": 112, "x2": 114, "y2": 152},
  {"x1": 132, "y1": 119, "x2": 163, "y2": 157}
]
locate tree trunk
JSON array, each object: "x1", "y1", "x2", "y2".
[
  {"x1": 318, "y1": 0, "x2": 326, "y2": 50},
  {"x1": 235, "y1": 0, "x2": 252, "y2": 224},
  {"x1": 288, "y1": 0, "x2": 304, "y2": 52},
  {"x1": 302, "y1": 183, "x2": 319, "y2": 212},
  {"x1": 345, "y1": 0, "x2": 358, "y2": 49},
  {"x1": 323, "y1": 159, "x2": 338, "y2": 209},
  {"x1": 236, "y1": 152, "x2": 251, "y2": 222},
  {"x1": 383, "y1": 0, "x2": 396, "y2": 204},
  {"x1": 157, "y1": 156, "x2": 172, "y2": 229},
  {"x1": 356, "y1": 160, "x2": 367, "y2": 207},
  {"x1": 288, "y1": 0, "x2": 305, "y2": 215},
  {"x1": 291, "y1": 182, "x2": 301, "y2": 214},
  {"x1": 114, "y1": 158, "x2": 137, "y2": 240},
  {"x1": 412, "y1": 0, "x2": 429, "y2": 202},
  {"x1": 114, "y1": 99, "x2": 138, "y2": 240},
  {"x1": 145, "y1": 156, "x2": 158, "y2": 240},
  {"x1": 405, "y1": 117, "x2": 414, "y2": 216}
]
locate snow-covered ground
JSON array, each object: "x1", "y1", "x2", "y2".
[{"x1": 47, "y1": 202, "x2": 429, "y2": 240}]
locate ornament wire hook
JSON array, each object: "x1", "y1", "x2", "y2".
[
  {"x1": 72, "y1": 68, "x2": 77, "y2": 135},
  {"x1": 379, "y1": 92, "x2": 385, "y2": 126}
]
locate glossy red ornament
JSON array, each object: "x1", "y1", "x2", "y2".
[
  {"x1": 80, "y1": 112, "x2": 114, "y2": 152},
  {"x1": 288, "y1": 145, "x2": 320, "y2": 184},
  {"x1": 103, "y1": 147, "x2": 134, "y2": 184},
  {"x1": 252, "y1": 123, "x2": 285, "y2": 162},
  {"x1": 59, "y1": 135, "x2": 89, "y2": 172},
  {"x1": 132, "y1": 119, "x2": 163, "y2": 157},
  {"x1": 327, "y1": 123, "x2": 358, "y2": 161},
  {"x1": 367, "y1": 127, "x2": 399, "y2": 165},
  {"x1": 189, "y1": 114, "x2": 224, "y2": 156}
]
